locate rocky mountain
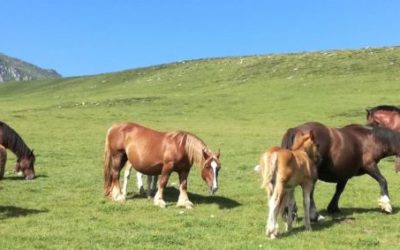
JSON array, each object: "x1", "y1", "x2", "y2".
[{"x1": 0, "y1": 53, "x2": 61, "y2": 82}]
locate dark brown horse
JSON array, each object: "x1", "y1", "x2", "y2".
[
  {"x1": 366, "y1": 105, "x2": 400, "y2": 172},
  {"x1": 103, "y1": 122, "x2": 221, "y2": 208},
  {"x1": 0, "y1": 121, "x2": 35, "y2": 180},
  {"x1": 281, "y1": 122, "x2": 400, "y2": 220}
]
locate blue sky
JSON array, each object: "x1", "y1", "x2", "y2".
[{"x1": 1, "y1": 1, "x2": 400, "y2": 77}]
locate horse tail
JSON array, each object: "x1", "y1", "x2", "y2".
[
  {"x1": 260, "y1": 151, "x2": 278, "y2": 197},
  {"x1": 103, "y1": 128, "x2": 113, "y2": 196},
  {"x1": 281, "y1": 128, "x2": 297, "y2": 149},
  {"x1": 0, "y1": 145, "x2": 6, "y2": 179}
]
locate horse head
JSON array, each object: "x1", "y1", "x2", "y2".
[
  {"x1": 15, "y1": 150, "x2": 35, "y2": 180},
  {"x1": 365, "y1": 108, "x2": 379, "y2": 126},
  {"x1": 201, "y1": 148, "x2": 221, "y2": 195},
  {"x1": 293, "y1": 130, "x2": 320, "y2": 165}
]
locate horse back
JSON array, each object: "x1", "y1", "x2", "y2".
[{"x1": 108, "y1": 123, "x2": 187, "y2": 174}]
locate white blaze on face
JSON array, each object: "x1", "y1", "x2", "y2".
[{"x1": 211, "y1": 160, "x2": 218, "y2": 190}]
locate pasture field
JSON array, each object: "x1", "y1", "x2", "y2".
[{"x1": 1, "y1": 47, "x2": 400, "y2": 249}]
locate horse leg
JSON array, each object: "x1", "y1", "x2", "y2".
[
  {"x1": 309, "y1": 181, "x2": 324, "y2": 222},
  {"x1": 136, "y1": 172, "x2": 145, "y2": 195},
  {"x1": 154, "y1": 162, "x2": 173, "y2": 208},
  {"x1": 302, "y1": 183, "x2": 313, "y2": 231},
  {"x1": 121, "y1": 164, "x2": 132, "y2": 199},
  {"x1": 327, "y1": 180, "x2": 348, "y2": 213},
  {"x1": 110, "y1": 152, "x2": 128, "y2": 202},
  {"x1": 148, "y1": 175, "x2": 158, "y2": 197},
  {"x1": 0, "y1": 146, "x2": 6, "y2": 179},
  {"x1": 177, "y1": 171, "x2": 193, "y2": 209},
  {"x1": 285, "y1": 189, "x2": 295, "y2": 232},
  {"x1": 146, "y1": 175, "x2": 158, "y2": 198},
  {"x1": 366, "y1": 166, "x2": 392, "y2": 213},
  {"x1": 266, "y1": 182, "x2": 284, "y2": 239}
]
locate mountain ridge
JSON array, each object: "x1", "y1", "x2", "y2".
[{"x1": 0, "y1": 53, "x2": 61, "y2": 82}]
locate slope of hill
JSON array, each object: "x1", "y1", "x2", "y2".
[
  {"x1": 0, "y1": 53, "x2": 61, "y2": 82},
  {"x1": 0, "y1": 46, "x2": 400, "y2": 249}
]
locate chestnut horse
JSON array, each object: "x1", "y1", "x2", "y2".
[
  {"x1": 281, "y1": 122, "x2": 400, "y2": 221},
  {"x1": 366, "y1": 105, "x2": 400, "y2": 172},
  {"x1": 0, "y1": 121, "x2": 35, "y2": 180},
  {"x1": 256, "y1": 131, "x2": 319, "y2": 239},
  {"x1": 103, "y1": 122, "x2": 221, "y2": 208}
]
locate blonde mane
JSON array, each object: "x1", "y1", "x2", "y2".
[{"x1": 168, "y1": 131, "x2": 207, "y2": 167}]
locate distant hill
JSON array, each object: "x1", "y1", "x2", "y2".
[{"x1": 0, "y1": 53, "x2": 61, "y2": 82}]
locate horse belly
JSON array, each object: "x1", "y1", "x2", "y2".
[
  {"x1": 126, "y1": 147, "x2": 164, "y2": 175},
  {"x1": 318, "y1": 159, "x2": 361, "y2": 182}
]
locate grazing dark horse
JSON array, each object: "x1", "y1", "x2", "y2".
[
  {"x1": 103, "y1": 122, "x2": 221, "y2": 208},
  {"x1": 366, "y1": 105, "x2": 400, "y2": 172},
  {"x1": 281, "y1": 122, "x2": 400, "y2": 220},
  {"x1": 0, "y1": 121, "x2": 35, "y2": 180}
]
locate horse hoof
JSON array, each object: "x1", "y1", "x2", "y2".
[
  {"x1": 378, "y1": 196, "x2": 392, "y2": 213},
  {"x1": 113, "y1": 195, "x2": 126, "y2": 203},
  {"x1": 154, "y1": 199, "x2": 166, "y2": 208},
  {"x1": 327, "y1": 206, "x2": 340, "y2": 214},
  {"x1": 380, "y1": 205, "x2": 392, "y2": 214},
  {"x1": 317, "y1": 215, "x2": 325, "y2": 222}
]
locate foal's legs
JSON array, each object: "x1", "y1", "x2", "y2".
[
  {"x1": 285, "y1": 189, "x2": 295, "y2": 232},
  {"x1": 176, "y1": 171, "x2": 193, "y2": 209},
  {"x1": 327, "y1": 180, "x2": 348, "y2": 213},
  {"x1": 366, "y1": 166, "x2": 392, "y2": 213},
  {"x1": 110, "y1": 152, "x2": 128, "y2": 202},
  {"x1": 147, "y1": 175, "x2": 158, "y2": 198},
  {"x1": 121, "y1": 164, "x2": 132, "y2": 199},
  {"x1": 154, "y1": 161, "x2": 173, "y2": 208},
  {"x1": 266, "y1": 182, "x2": 284, "y2": 239},
  {"x1": 302, "y1": 183, "x2": 313, "y2": 231},
  {"x1": 136, "y1": 172, "x2": 146, "y2": 195}
]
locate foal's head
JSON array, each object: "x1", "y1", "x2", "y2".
[
  {"x1": 293, "y1": 131, "x2": 319, "y2": 164},
  {"x1": 15, "y1": 150, "x2": 36, "y2": 180},
  {"x1": 201, "y1": 149, "x2": 221, "y2": 195}
]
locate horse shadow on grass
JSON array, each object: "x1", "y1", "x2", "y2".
[
  {"x1": 2, "y1": 174, "x2": 48, "y2": 181},
  {"x1": 128, "y1": 186, "x2": 241, "y2": 209},
  {"x1": 278, "y1": 206, "x2": 398, "y2": 238},
  {"x1": 0, "y1": 206, "x2": 48, "y2": 220}
]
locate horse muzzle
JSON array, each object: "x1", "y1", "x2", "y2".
[{"x1": 210, "y1": 187, "x2": 218, "y2": 195}]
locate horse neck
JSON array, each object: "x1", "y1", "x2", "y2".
[
  {"x1": 1, "y1": 123, "x2": 31, "y2": 159},
  {"x1": 183, "y1": 133, "x2": 207, "y2": 167},
  {"x1": 373, "y1": 126, "x2": 400, "y2": 156}
]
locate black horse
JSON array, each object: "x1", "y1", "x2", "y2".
[
  {"x1": 0, "y1": 121, "x2": 35, "y2": 180},
  {"x1": 282, "y1": 122, "x2": 400, "y2": 220}
]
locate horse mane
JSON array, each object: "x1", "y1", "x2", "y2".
[
  {"x1": 367, "y1": 105, "x2": 400, "y2": 115},
  {"x1": 0, "y1": 121, "x2": 33, "y2": 160},
  {"x1": 291, "y1": 135, "x2": 309, "y2": 151},
  {"x1": 281, "y1": 128, "x2": 297, "y2": 149},
  {"x1": 371, "y1": 125, "x2": 400, "y2": 149},
  {"x1": 169, "y1": 131, "x2": 207, "y2": 167}
]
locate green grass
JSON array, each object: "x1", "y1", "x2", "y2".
[{"x1": 1, "y1": 47, "x2": 400, "y2": 249}]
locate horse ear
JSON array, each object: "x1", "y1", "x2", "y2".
[
  {"x1": 216, "y1": 149, "x2": 221, "y2": 159},
  {"x1": 309, "y1": 130, "x2": 315, "y2": 141},
  {"x1": 202, "y1": 149, "x2": 209, "y2": 159}
]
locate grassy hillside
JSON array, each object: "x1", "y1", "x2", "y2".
[
  {"x1": 0, "y1": 53, "x2": 61, "y2": 82},
  {"x1": 0, "y1": 47, "x2": 400, "y2": 249}
]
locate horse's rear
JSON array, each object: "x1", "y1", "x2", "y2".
[
  {"x1": 259, "y1": 131, "x2": 318, "y2": 239},
  {"x1": 103, "y1": 122, "x2": 166, "y2": 199}
]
